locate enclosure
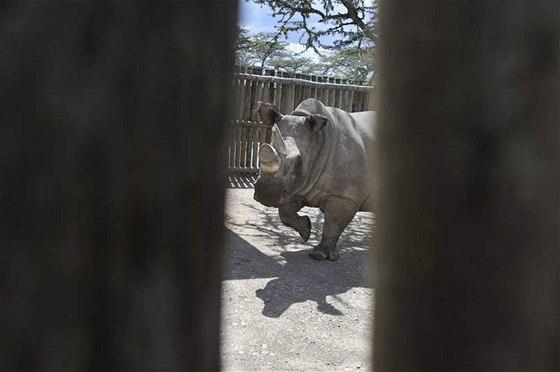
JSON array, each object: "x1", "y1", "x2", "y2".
[
  {"x1": 1, "y1": 2, "x2": 558, "y2": 371},
  {"x1": 228, "y1": 66, "x2": 374, "y2": 173}
]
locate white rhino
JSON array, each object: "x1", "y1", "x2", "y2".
[{"x1": 253, "y1": 98, "x2": 376, "y2": 261}]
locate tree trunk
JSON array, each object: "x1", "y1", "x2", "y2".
[
  {"x1": 374, "y1": 2, "x2": 559, "y2": 370},
  {"x1": 0, "y1": 2, "x2": 236, "y2": 370}
]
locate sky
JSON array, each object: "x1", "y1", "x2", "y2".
[
  {"x1": 237, "y1": 0, "x2": 332, "y2": 61},
  {"x1": 238, "y1": 1, "x2": 276, "y2": 36}
]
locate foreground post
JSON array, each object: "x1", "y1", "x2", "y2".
[
  {"x1": 0, "y1": 2, "x2": 236, "y2": 370},
  {"x1": 374, "y1": 2, "x2": 558, "y2": 370}
]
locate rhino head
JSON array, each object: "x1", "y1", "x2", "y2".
[{"x1": 253, "y1": 102, "x2": 327, "y2": 207}]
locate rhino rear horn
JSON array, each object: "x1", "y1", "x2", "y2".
[
  {"x1": 271, "y1": 124, "x2": 287, "y2": 155},
  {"x1": 259, "y1": 144, "x2": 281, "y2": 173},
  {"x1": 258, "y1": 102, "x2": 283, "y2": 126}
]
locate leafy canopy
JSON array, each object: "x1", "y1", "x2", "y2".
[
  {"x1": 237, "y1": 1, "x2": 378, "y2": 84},
  {"x1": 250, "y1": 0, "x2": 377, "y2": 52}
]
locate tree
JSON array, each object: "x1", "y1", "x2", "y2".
[
  {"x1": 268, "y1": 52, "x2": 310, "y2": 74},
  {"x1": 305, "y1": 45, "x2": 375, "y2": 83},
  {"x1": 236, "y1": 28, "x2": 292, "y2": 69},
  {"x1": 242, "y1": 0, "x2": 377, "y2": 84},
  {"x1": 249, "y1": 0, "x2": 378, "y2": 52},
  {"x1": 236, "y1": 27, "x2": 313, "y2": 74}
]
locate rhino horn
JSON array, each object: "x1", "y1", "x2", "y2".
[
  {"x1": 270, "y1": 124, "x2": 287, "y2": 155},
  {"x1": 259, "y1": 143, "x2": 281, "y2": 173}
]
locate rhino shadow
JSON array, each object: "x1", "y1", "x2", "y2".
[
  {"x1": 225, "y1": 202, "x2": 374, "y2": 318},
  {"x1": 255, "y1": 249, "x2": 370, "y2": 318}
]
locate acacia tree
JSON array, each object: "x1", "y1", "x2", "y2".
[
  {"x1": 243, "y1": 0, "x2": 377, "y2": 83},
  {"x1": 236, "y1": 28, "x2": 291, "y2": 69},
  {"x1": 305, "y1": 45, "x2": 375, "y2": 83},
  {"x1": 250, "y1": 0, "x2": 378, "y2": 51},
  {"x1": 236, "y1": 27, "x2": 312, "y2": 74},
  {"x1": 268, "y1": 52, "x2": 310, "y2": 74}
]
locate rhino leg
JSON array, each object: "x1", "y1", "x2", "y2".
[
  {"x1": 311, "y1": 197, "x2": 358, "y2": 261},
  {"x1": 279, "y1": 197, "x2": 311, "y2": 242}
]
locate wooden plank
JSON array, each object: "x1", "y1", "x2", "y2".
[
  {"x1": 242, "y1": 78, "x2": 252, "y2": 120},
  {"x1": 249, "y1": 78, "x2": 258, "y2": 121},
  {"x1": 348, "y1": 90, "x2": 355, "y2": 112},
  {"x1": 236, "y1": 77, "x2": 245, "y2": 120},
  {"x1": 275, "y1": 77, "x2": 283, "y2": 111},
  {"x1": 355, "y1": 92, "x2": 362, "y2": 112},
  {"x1": 236, "y1": 122, "x2": 243, "y2": 169},
  {"x1": 279, "y1": 72, "x2": 290, "y2": 113},
  {"x1": 311, "y1": 75, "x2": 317, "y2": 99},
  {"x1": 228, "y1": 122, "x2": 234, "y2": 170},
  {"x1": 303, "y1": 79, "x2": 312, "y2": 102},
  {"x1": 253, "y1": 125, "x2": 258, "y2": 169},
  {"x1": 231, "y1": 121, "x2": 237, "y2": 169},
  {"x1": 315, "y1": 76, "x2": 323, "y2": 102},
  {"x1": 335, "y1": 78, "x2": 342, "y2": 108},
  {"x1": 243, "y1": 125, "x2": 250, "y2": 168},
  {"x1": 251, "y1": 126, "x2": 258, "y2": 169},
  {"x1": 262, "y1": 72, "x2": 270, "y2": 104}
]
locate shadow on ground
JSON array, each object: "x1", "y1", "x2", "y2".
[
  {"x1": 224, "y1": 201, "x2": 374, "y2": 318},
  {"x1": 226, "y1": 172, "x2": 258, "y2": 189}
]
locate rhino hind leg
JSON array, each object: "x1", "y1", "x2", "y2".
[
  {"x1": 311, "y1": 196, "x2": 358, "y2": 261},
  {"x1": 279, "y1": 198, "x2": 311, "y2": 242}
]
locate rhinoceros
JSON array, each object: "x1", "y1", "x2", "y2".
[{"x1": 253, "y1": 98, "x2": 375, "y2": 261}]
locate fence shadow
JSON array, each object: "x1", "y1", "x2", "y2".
[
  {"x1": 227, "y1": 172, "x2": 258, "y2": 189},
  {"x1": 224, "y1": 203, "x2": 374, "y2": 318}
]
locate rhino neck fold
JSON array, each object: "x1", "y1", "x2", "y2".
[{"x1": 293, "y1": 124, "x2": 336, "y2": 204}]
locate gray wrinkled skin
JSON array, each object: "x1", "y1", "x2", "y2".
[{"x1": 253, "y1": 98, "x2": 376, "y2": 261}]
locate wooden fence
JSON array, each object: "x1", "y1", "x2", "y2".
[{"x1": 228, "y1": 66, "x2": 374, "y2": 173}]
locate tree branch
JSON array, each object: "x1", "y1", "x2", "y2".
[{"x1": 340, "y1": 0, "x2": 378, "y2": 44}]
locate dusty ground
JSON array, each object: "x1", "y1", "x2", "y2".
[{"x1": 221, "y1": 175, "x2": 374, "y2": 371}]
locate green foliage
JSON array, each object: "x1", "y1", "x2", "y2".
[
  {"x1": 304, "y1": 46, "x2": 375, "y2": 83},
  {"x1": 249, "y1": 0, "x2": 378, "y2": 51},
  {"x1": 236, "y1": 27, "x2": 289, "y2": 68},
  {"x1": 237, "y1": 1, "x2": 378, "y2": 84}
]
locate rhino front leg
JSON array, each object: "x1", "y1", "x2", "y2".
[
  {"x1": 311, "y1": 196, "x2": 358, "y2": 261},
  {"x1": 278, "y1": 197, "x2": 311, "y2": 242}
]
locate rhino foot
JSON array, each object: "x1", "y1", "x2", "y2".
[
  {"x1": 310, "y1": 244, "x2": 338, "y2": 261},
  {"x1": 297, "y1": 216, "x2": 311, "y2": 242}
]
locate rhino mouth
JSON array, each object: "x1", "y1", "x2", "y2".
[
  {"x1": 253, "y1": 179, "x2": 292, "y2": 208},
  {"x1": 253, "y1": 193, "x2": 289, "y2": 208}
]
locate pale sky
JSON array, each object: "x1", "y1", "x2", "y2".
[
  {"x1": 238, "y1": 0, "x2": 335, "y2": 60},
  {"x1": 238, "y1": 0, "x2": 341, "y2": 44}
]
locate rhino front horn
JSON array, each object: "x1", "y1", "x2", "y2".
[{"x1": 259, "y1": 144, "x2": 281, "y2": 173}]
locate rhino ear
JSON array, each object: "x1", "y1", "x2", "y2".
[
  {"x1": 258, "y1": 102, "x2": 283, "y2": 126},
  {"x1": 305, "y1": 114, "x2": 328, "y2": 132}
]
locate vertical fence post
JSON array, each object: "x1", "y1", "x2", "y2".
[
  {"x1": 0, "y1": 2, "x2": 237, "y2": 370},
  {"x1": 374, "y1": 2, "x2": 559, "y2": 370}
]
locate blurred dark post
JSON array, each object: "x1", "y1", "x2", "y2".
[
  {"x1": 374, "y1": 2, "x2": 558, "y2": 371},
  {"x1": 0, "y1": 1, "x2": 236, "y2": 370}
]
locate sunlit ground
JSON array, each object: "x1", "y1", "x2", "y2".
[{"x1": 221, "y1": 176, "x2": 374, "y2": 371}]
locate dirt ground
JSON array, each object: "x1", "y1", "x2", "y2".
[{"x1": 221, "y1": 175, "x2": 374, "y2": 371}]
